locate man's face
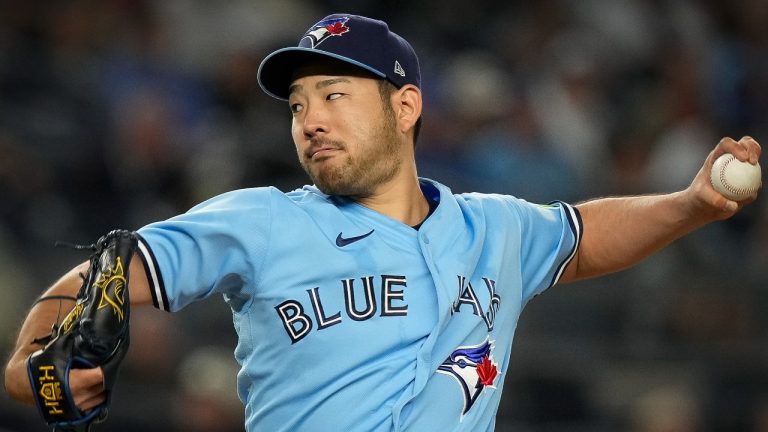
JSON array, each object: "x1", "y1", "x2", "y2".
[{"x1": 287, "y1": 63, "x2": 403, "y2": 198}]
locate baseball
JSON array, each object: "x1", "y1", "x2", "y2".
[{"x1": 710, "y1": 153, "x2": 761, "y2": 201}]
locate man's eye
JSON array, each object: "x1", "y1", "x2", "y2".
[
  {"x1": 290, "y1": 103, "x2": 303, "y2": 113},
  {"x1": 327, "y1": 93, "x2": 343, "y2": 101}
]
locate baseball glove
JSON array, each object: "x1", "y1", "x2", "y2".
[{"x1": 27, "y1": 230, "x2": 137, "y2": 432}]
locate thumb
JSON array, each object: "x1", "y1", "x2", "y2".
[
  {"x1": 69, "y1": 367, "x2": 107, "y2": 411},
  {"x1": 69, "y1": 366, "x2": 105, "y2": 392}
]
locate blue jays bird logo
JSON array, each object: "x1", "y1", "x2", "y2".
[
  {"x1": 303, "y1": 16, "x2": 350, "y2": 48},
  {"x1": 437, "y1": 338, "x2": 499, "y2": 419}
]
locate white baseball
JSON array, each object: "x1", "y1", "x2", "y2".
[{"x1": 710, "y1": 153, "x2": 761, "y2": 201}]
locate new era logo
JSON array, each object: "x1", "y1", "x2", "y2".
[{"x1": 394, "y1": 60, "x2": 405, "y2": 77}]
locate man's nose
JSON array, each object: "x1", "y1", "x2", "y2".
[{"x1": 301, "y1": 104, "x2": 329, "y2": 139}]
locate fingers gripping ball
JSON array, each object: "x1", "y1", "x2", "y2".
[
  {"x1": 27, "y1": 230, "x2": 137, "y2": 432},
  {"x1": 710, "y1": 153, "x2": 762, "y2": 201}
]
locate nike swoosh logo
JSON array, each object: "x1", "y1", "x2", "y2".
[{"x1": 336, "y1": 230, "x2": 375, "y2": 247}]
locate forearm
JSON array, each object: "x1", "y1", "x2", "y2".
[
  {"x1": 4, "y1": 263, "x2": 87, "y2": 403},
  {"x1": 560, "y1": 136, "x2": 761, "y2": 283},
  {"x1": 563, "y1": 191, "x2": 711, "y2": 282}
]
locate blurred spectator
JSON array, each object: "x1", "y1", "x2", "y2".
[
  {"x1": 629, "y1": 385, "x2": 702, "y2": 432},
  {"x1": 172, "y1": 346, "x2": 243, "y2": 432}
]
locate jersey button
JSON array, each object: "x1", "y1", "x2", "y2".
[{"x1": 421, "y1": 234, "x2": 430, "y2": 244}]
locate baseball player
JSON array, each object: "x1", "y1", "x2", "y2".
[{"x1": 4, "y1": 13, "x2": 762, "y2": 432}]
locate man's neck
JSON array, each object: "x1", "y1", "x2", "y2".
[{"x1": 355, "y1": 175, "x2": 429, "y2": 227}]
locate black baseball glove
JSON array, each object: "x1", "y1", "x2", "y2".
[{"x1": 27, "y1": 230, "x2": 137, "y2": 432}]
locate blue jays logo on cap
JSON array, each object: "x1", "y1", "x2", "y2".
[
  {"x1": 303, "y1": 16, "x2": 350, "y2": 48},
  {"x1": 437, "y1": 338, "x2": 499, "y2": 420}
]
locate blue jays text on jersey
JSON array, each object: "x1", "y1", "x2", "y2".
[
  {"x1": 275, "y1": 271, "x2": 502, "y2": 345},
  {"x1": 135, "y1": 178, "x2": 582, "y2": 432}
]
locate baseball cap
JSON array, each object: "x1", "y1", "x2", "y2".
[{"x1": 257, "y1": 14, "x2": 421, "y2": 100}]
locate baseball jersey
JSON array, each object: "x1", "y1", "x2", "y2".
[{"x1": 135, "y1": 178, "x2": 582, "y2": 432}]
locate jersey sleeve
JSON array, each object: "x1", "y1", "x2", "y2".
[
  {"x1": 514, "y1": 200, "x2": 582, "y2": 302},
  {"x1": 135, "y1": 188, "x2": 272, "y2": 312}
]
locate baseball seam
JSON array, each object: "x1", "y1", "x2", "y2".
[{"x1": 719, "y1": 156, "x2": 757, "y2": 197}]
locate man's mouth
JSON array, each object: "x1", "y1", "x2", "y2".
[
  {"x1": 310, "y1": 147, "x2": 337, "y2": 159},
  {"x1": 307, "y1": 140, "x2": 344, "y2": 160}
]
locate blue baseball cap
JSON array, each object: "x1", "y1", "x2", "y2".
[{"x1": 257, "y1": 14, "x2": 421, "y2": 100}]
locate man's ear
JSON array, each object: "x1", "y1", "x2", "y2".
[{"x1": 394, "y1": 84, "x2": 422, "y2": 135}]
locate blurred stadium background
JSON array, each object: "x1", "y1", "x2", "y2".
[{"x1": 1, "y1": 1, "x2": 767, "y2": 431}]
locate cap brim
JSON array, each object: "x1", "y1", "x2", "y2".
[{"x1": 257, "y1": 47, "x2": 387, "y2": 100}]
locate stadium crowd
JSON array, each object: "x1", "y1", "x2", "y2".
[{"x1": 1, "y1": 1, "x2": 767, "y2": 431}]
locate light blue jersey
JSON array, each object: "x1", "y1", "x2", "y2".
[{"x1": 136, "y1": 178, "x2": 581, "y2": 431}]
